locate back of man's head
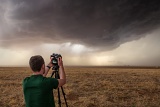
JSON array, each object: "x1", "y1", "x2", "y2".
[{"x1": 29, "y1": 55, "x2": 44, "y2": 72}]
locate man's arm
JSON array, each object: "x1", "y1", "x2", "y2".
[
  {"x1": 43, "y1": 60, "x2": 53, "y2": 77},
  {"x1": 57, "y1": 57, "x2": 66, "y2": 87}
]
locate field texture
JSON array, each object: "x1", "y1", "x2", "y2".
[{"x1": 0, "y1": 67, "x2": 160, "y2": 107}]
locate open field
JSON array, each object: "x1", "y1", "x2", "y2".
[{"x1": 0, "y1": 67, "x2": 160, "y2": 107}]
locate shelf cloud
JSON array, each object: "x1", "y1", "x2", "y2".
[{"x1": 1, "y1": 0, "x2": 160, "y2": 50}]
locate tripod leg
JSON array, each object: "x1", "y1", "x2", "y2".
[
  {"x1": 51, "y1": 72, "x2": 54, "y2": 77},
  {"x1": 54, "y1": 69, "x2": 68, "y2": 107},
  {"x1": 57, "y1": 87, "x2": 61, "y2": 107},
  {"x1": 61, "y1": 86, "x2": 68, "y2": 107}
]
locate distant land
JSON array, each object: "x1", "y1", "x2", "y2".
[
  {"x1": 65, "y1": 65, "x2": 160, "y2": 69},
  {"x1": 0, "y1": 65, "x2": 159, "y2": 69}
]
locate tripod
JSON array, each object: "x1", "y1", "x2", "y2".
[{"x1": 51, "y1": 65, "x2": 68, "y2": 107}]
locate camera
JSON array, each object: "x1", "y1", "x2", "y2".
[{"x1": 51, "y1": 53, "x2": 62, "y2": 65}]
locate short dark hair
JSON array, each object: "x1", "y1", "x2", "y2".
[{"x1": 29, "y1": 55, "x2": 44, "y2": 72}]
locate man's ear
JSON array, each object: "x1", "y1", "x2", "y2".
[{"x1": 41, "y1": 64, "x2": 45, "y2": 69}]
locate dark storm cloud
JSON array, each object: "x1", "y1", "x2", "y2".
[{"x1": 1, "y1": 0, "x2": 160, "y2": 50}]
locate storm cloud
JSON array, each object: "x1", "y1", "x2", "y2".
[{"x1": 1, "y1": 0, "x2": 160, "y2": 50}]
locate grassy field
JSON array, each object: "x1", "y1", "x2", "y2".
[{"x1": 0, "y1": 67, "x2": 160, "y2": 107}]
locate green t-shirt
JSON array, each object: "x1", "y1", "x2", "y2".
[{"x1": 23, "y1": 75, "x2": 59, "y2": 107}]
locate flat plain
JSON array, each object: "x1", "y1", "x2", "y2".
[{"x1": 0, "y1": 67, "x2": 160, "y2": 107}]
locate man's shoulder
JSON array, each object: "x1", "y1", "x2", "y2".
[
  {"x1": 42, "y1": 77, "x2": 58, "y2": 85},
  {"x1": 22, "y1": 77, "x2": 30, "y2": 84},
  {"x1": 23, "y1": 76, "x2": 30, "y2": 81},
  {"x1": 44, "y1": 77, "x2": 59, "y2": 89},
  {"x1": 43, "y1": 77, "x2": 58, "y2": 81}
]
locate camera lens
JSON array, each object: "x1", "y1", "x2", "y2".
[{"x1": 52, "y1": 59, "x2": 57, "y2": 64}]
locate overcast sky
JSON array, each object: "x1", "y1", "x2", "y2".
[{"x1": 0, "y1": 0, "x2": 160, "y2": 66}]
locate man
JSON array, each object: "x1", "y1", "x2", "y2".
[{"x1": 23, "y1": 55, "x2": 66, "y2": 107}]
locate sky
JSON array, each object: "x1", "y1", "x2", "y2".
[{"x1": 0, "y1": 0, "x2": 160, "y2": 66}]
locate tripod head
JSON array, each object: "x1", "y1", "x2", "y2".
[
  {"x1": 51, "y1": 65, "x2": 60, "y2": 79},
  {"x1": 52, "y1": 65, "x2": 59, "y2": 71}
]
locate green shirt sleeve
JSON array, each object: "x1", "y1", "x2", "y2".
[{"x1": 47, "y1": 77, "x2": 59, "y2": 90}]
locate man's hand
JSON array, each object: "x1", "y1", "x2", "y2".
[
  {"x1": 47, "y1": 57, "x2": 53, "y2": 67},
  {"x1": 58, "y1": 57, "x2": 63, "y2": 67}
]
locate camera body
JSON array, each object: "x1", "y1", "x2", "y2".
[{"x1": 51, "y1": 53, "x2": 62, "y2": 65}]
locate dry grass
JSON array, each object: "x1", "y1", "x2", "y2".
[{"x1": 0, "y1": 67, "x2": 160, "y2": 107}]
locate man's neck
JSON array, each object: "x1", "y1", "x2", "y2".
[{"x1": 33, "y1": 71, "x2": 43, "y2": 75}]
